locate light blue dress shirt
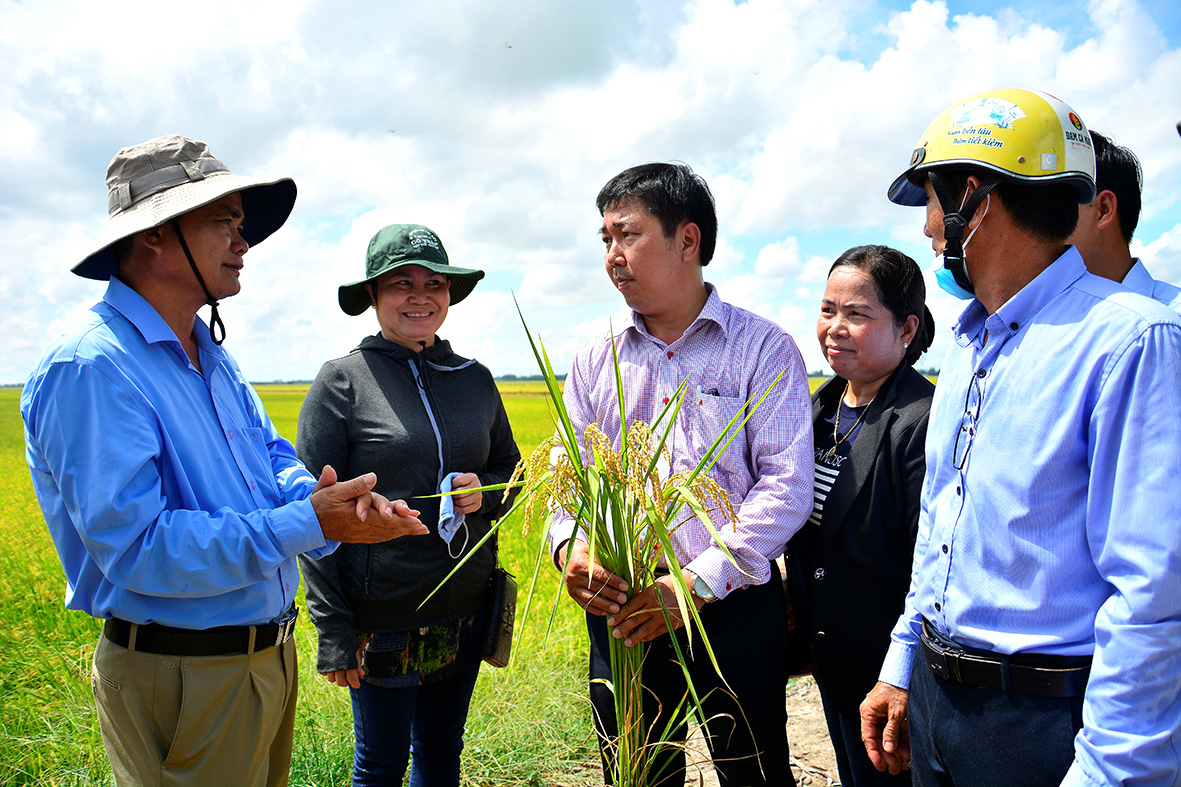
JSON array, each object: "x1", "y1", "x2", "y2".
[
  {"x1": 880, "y1": 247, "x2": 1181, "y2": 786},
  {"x1": 1123, "y1": 257, "x2": 1181, "y2": 313},
  {"x1": 22, "y1": 277, "x2": 332, "y2": 629}
]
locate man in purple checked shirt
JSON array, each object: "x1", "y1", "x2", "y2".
[{"x1": 548, "y1": 162, "x2": 814, "y2": 787}]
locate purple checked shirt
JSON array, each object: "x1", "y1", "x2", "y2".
[{"x1": 548, "y1": 285, "x2": 814, "y2": 598}]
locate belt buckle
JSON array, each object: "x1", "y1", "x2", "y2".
[
  {"x1": 928, "y1": 644, "x2": 951, "y2": 680},
  {"x1": 923, "y1": 625, "x2": 962, "y2": 682},
  {"x1": 944, "y1": 649, "x2": 963, "y2": 682},
  {"x1": 273, "y1": 605, "x2": 299, "y2": 648}
]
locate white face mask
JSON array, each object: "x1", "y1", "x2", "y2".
[
  {"x1": 933, "y1": 192, "x2": 990, "y2": 300},
  {"x1": 961, "y1": 191, "x2": 990, "y2": 250}
]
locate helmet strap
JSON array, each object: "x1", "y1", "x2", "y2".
[
  {"x1": 929, "y1": 171, "x2": 1002, "y2": 296},
  {"x1": 170, "y1": 218, "x2": 227, "y2": 345}
]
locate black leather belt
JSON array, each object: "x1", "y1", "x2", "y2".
[
  {"x1": 921, "y1": 620, "x2": 1091, "y2": 698},
  {"x1": 103, "y1": 605, "x2": 299, "y2": 657}
]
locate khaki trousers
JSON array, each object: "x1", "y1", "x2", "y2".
[{"x1": 92, "y1": 631, "x2": 298, "y2": 787}]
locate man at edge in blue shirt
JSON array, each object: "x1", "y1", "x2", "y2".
[
  {"x1": 1068, "y1": 129, "x2": 1181, "y2": 312},
  {"x1": 859, "y1": 89, "x2": 1181, "y2": 786},
  {"x1": 20, "y1": 135, "x2": 428, "y2": 787}
]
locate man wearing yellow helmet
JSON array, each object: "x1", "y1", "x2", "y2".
[{"x1": 860, "y1": 89, "x2": 1181, "y2": 786}]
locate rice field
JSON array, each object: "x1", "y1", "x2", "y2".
[{"x1": 0, "y1": 378, "x2": 832, "y2": 786}]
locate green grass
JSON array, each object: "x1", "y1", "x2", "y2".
[
  {"x1": 492, "y1": 380, "x2": 556, "y2": 397},
  {"x1": 0, "y1": 378, "x2": 837, "y2": 785},
  {"x1": 0, "y1": 385, "x2": 600, "y2": 786},
  {"x1": 0, "y1": 389, "x2": 110, "y2": 785}
]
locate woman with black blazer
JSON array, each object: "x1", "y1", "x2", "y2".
[{"x1": 788, "y1": 245, "x2": 935, "y2": 785}]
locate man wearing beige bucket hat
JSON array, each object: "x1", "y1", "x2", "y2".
[{"x1": 20, "y1": 135, "x2": 428, "y2": 786}]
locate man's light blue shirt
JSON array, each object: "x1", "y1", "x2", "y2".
[
  {"x1": 1123, "y1": 257, "x2": 1181, "y2": 313},
  {"x1": 21, "y1": 277, "x2": 332, "y2": 628},
  {"x1": 880, "y1": 247, "x2": 1181, "y2": 786}
]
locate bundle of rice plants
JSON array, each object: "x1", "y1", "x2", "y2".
[{"x1": 426, "y1": 306, "x2": 782, "y2": 786}]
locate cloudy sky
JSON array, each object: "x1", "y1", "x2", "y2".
[{"x1": 3, "y1": 0, "x2": 1179, "y2": 384}]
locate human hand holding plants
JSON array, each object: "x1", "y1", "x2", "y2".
[
  {"x1": 607, "y1": 570, "x2": 706, "y2": 646},
  {"x1": 557, "y1": 539, "x2": 629, "y2": 617},
  {"x1": 417, "y1": 307, "x2": 785, "y2": 787},
  {"x1": 450, "y1": 472, "x2": 484, "y2": 515}
]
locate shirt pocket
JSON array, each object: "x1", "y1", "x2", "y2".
[
  {"x1": 689, "y1": 392, "x2": 749, "y2": 483},
  {"x1": 227, "y1": 426, "x2": 277, "y2": 505}
]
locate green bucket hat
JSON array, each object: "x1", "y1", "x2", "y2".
[{"x1": 338, "y1": 224, "x2": 484, "y2": 316}]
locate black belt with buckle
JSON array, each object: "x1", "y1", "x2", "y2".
[
  {"x1": 103, "y1": 605, "x2": 299, "y2": 657},
  {"x1": 920, "y1": 619, "x2": 1091, "y2": 698}
]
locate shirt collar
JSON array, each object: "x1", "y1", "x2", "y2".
[
  {"x1": 952, "y1": 246, "x2": 1087, "y2": 348},
  {"x1": 104, "y1": 276, "x2": 224, "y2": 360},
  {"x1": 1120, "y1": 258, "x2": 1154, "y2": 298},
  {"x1": 627, "y1": 283, "x2": 726, "y2": 344}
]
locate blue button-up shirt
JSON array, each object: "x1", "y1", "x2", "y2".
[
  {"x1": 1124, "y1": 257, "x2": 1181, "y2": 313},
  {"x1": 21, "y1": 277, "x2": 331, "y2": 628},
  {"x1": 880, "y1": 248, "x2": 1181, "y2": 786}
]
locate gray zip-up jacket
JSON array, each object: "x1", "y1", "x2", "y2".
[{"x1": 297, "y1": 333, "x2": 520, "y2": 673}]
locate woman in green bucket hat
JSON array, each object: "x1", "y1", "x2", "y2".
[
  {"x1": 337, "y1": 224, "x2": 485, "y2": 315},
  {"x1": 297, "y1": 224, "x2": 521, "y2": 786}
]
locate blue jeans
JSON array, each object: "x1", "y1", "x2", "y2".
[
  {"x1": 907, "y1": 656, "x2": 1083, "y2": 786},
  {"x1": 349, "y1": 661, "x2": 482, "y2": 787}
]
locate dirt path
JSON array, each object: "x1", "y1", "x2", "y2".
[
  {"x1": 783, "y1": 677, "x2": 840, "y2": 786},
  {"x1": 683, "y1": 676, "x2": 840, "y2": 786},
  {"x1": 558, "y1": 677, "x2": 841, "y2": 786}
]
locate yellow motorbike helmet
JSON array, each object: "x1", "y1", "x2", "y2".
[
  {"x1": 890, "y1": 88, "x2": 1096, "y2": 205},
  {"x1": 888, "y1": 88, "x2": 1096, "y2": 297}
]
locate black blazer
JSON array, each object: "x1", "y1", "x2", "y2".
[{"x1": 788, "y1": 366, "x2": 933, "y2": 709}]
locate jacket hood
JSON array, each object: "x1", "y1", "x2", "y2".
[{"x1": 355, "y1": 333, "x2": 470, "y2": 368}]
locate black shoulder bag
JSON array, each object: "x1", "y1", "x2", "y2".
[{"x1": 481, "y1": 530, "x2": 517, "y2": 668}]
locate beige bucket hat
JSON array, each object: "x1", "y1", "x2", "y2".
[{"x1": 72, "y1": 134, "x2": 297, "y2": 280}]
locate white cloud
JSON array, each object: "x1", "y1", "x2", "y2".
[
  {"x1": 753, "y1": 237, "x2": 804, "y2": 279},
  {"x1": 2, "y1": 0, "x2": 1179, "y2": 385},
  {"x1": 1133, "y1": 223, "x2": 1181, "y2": 284}
]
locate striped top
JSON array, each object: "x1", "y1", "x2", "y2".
[{"x1": 808, "y1": 398, "x2": 868, "y2": 527}]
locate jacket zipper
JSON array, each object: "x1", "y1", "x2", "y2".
[{"x1": 408, "y1": 354, "x2": 453, "y2": 613}]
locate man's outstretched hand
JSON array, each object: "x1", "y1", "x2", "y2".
[{"x1": 312, "y1": 465, "x2": 427, "y2": 543}]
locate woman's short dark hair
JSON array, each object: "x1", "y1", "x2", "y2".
[
  {"x1": 829, "y1": 245, "x2": 934, "y2": 368},
  {"x1": 596, "y1": 162, "x2": 719, "y2": 266}
]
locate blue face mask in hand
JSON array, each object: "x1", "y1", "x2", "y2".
[
  {"x1": 934, "y1": 192, "x2": 990, "y2": 301},
  {"x1": 438, "y1": 471, "x2": 469, "y2": 557}
]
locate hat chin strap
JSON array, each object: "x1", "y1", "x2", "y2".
[
  {"x1": 170, "y1": 219, "x2": 226, "y2": 345},
  {"x1": 929, "y1": 171, "x2": 1002, "y2": 296}
]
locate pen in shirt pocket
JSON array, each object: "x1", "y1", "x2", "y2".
[{"x1": 696, "y1": 384, "x2": 721, "y2": 405}]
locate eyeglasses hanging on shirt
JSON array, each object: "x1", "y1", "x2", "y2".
[{"x1": 953, "y1": 368, "x2": 986, "y2": 471}]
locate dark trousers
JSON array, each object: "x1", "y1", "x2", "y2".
[
  {"x1": 908, "y1": 656, "x2": 1083, "y2": 786},
  {"x1": 349, "y1": 662, "x2": 482, "y2": 787},
  {"x1": 815, "y1": 671, "x2": 911, "y2": 787},
  {"x1": 587, "y1": 576, "x2": 793, "y2": 787}
]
